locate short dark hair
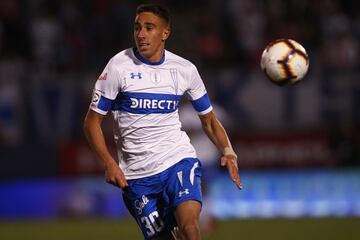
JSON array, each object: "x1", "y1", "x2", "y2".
[{"x1": 136, "y1": 4, "x2": 170, "y2": 25}]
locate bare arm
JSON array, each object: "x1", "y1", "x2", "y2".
[
  {"x1": 199, "y1": 110, "x2": 242, "y2": 189},
  {"x1": 83, "y1": 110, "x2": 128, "y2": 188}
]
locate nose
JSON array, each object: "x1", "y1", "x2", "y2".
[{"x1": 136, "y1": 27, "x2": 146, "y2": 39}]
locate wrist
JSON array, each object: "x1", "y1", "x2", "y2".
[
  {"x1": 223, "y1": 146, "x2": 237, "y2": 158},
  {"x1": 104, "y1": 158, "x2": 118, "y2": 168}
]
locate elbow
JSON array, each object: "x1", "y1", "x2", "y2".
[
  {"x1": 201, "y1": 121, "x2": 212, "y2": 134},
  {"x1": 83, "y1": 117, "x2": 90, "y2": 137},
  {"x1": 200, "y1": 119, "x2": 214, "y2": 135},
  {"x1": 83, "y1": 111, "x2": 102, "y2": 137},
  {"x1": 200, "y1": 111, "x2": 216, "y2": 133}
]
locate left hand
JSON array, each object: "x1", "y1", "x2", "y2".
[{"x1": 221, "y1": 154, "x2": 242, "y2": 189}]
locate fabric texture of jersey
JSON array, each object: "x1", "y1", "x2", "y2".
[
  {"x1": 122, "y1": 158, "x2": 202, "y2": 239},
  {"x1": 89, "y1": 48, "x2": 212, "y2": 179}
]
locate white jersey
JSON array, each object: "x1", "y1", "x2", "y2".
[{"x1": 90, "y1": 48, "x2": 212, "y2": 179}]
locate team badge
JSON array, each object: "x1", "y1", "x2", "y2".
[
  {"x1": 150, "y1": 71, "x2": 161, "y2": 83},
  {"x1": 90, "y1": 91, "x2": 101, "y2": 109},
  {"x1": 92, "y1": 91, "x2": 100, "y2": 103}
]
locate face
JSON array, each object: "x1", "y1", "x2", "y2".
[{"x1": 134, "y1": 12, "x2": 170, "y2": 62}]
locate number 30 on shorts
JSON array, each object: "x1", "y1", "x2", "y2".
[{"x1": 140, "y1": 211, "x2": 165, "y2": 237}]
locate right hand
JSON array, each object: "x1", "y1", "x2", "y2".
[{"x1": 104, "y1": 161, "x2": 128, "y2": 189}]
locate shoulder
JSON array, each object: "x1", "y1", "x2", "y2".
[
  {"x1": 107, "y1": 48, "x2": 135, "y2": 69},
  {"x1": 165, "y1": 50, "x2": 197, "y2": 70}
]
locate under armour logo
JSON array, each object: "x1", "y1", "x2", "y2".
[
  {"x1": 178, "y1": 189, "x2": 189, "y2": 197},
  {"x1": 130, "y1": 72, "x2": 142, "y2": 79}
]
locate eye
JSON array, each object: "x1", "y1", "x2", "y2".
[{"x1": 134, "y1": 25, "x2": 140, "y2": 32}]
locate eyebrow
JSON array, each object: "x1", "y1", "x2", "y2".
[{"x1": 135, "y1": 22, "x2": 157, "y2": 27}]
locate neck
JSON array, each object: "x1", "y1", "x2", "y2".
[
  {"x1": 146, "y1": 51, "x2": 164, "y2": 62},
  {"x1": 134, "y1": 48, "x2": 165, "y2": 65}
]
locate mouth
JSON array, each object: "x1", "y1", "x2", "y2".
[{"x1": 138, "y1": 42, "x2": 150, "y2": 51}]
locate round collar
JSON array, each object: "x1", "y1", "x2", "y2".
[{"x1": 133, "y1": 48, "x2": 165, "y2": 66}]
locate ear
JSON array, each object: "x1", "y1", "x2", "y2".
[{"x1": 162, "y1": 27, "x2": 170, "y2": 41}]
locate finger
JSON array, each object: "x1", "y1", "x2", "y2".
[
  {"x1": 220, "y1": 156, "x2": 227, "y2": 166},
  {"x1": 228, "y1": 163, "x2": 242, "y2": 190},
  {"x1": 228, "y1": 164, "x2": 237, "y2": 178},
  {"x1": 117, "y1": 181, "x2": 125, "y2": 189},
  {"x1": 238, "y1": 179, "x2": 243, "y2": 189},
  {"x1": 106, "y1": 176, "x2": 123, "y2": 188},
  {"x1": 121, "y1": 180, "x2": 129, "y2": 188},
  {"x1": 230, "y1": 168, "x2": 239, "y2": 184},
  {"x1": 230, "y1": 172, "x2": 241, "y2": 189},
  {"x1": 236, "y1": 181, "x2": 242, "y2": 190},
  {"x1": 228, "y1": 160, "x2": 237, "y2": 176},
  {"x1": 235, "y1": 174, "x2": 242, "y2": 190},
  {"x1": 106, "y1": 178, "x2": 118, "y2": 187},
  {"x1": 231, "y1": 158, "x2": 239, "y2": 170},
  {"x1": 234, "y1": 174, "x2": 242, "y2": 189},
  {"x1": 116, "y1": 177, "x2": 129, "y2": 189}
]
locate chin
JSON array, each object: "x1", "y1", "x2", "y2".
[{"x1": 139, "y1": 50, "x2": 152, "y2": 59}]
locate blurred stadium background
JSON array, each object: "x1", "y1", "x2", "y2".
[{"x1": 0, "y1": 0, "x2": 359, "y2": 239}]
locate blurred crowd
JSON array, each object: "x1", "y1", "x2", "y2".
[{"x1": 0, "y1": 0, "x2": 359, "y2": 177}]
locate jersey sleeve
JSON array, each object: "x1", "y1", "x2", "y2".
[
  {"x1": 89, "y1": 58, "x2": 120, "y2": 115},
  {"x1": 185, "y1": 64, "x2": 213, "y2": 115}
]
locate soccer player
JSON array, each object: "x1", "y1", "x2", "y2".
[{"x1": 83, "y1": 4, "x2": 241, "y2": 240}]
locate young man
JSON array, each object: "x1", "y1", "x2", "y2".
[{"x1": 83, "y1": 4, "x2": 242, "y2": 240}]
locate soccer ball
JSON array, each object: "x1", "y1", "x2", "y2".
[{"x1": 260, "y1": 39, "x2": 309, "y2": 86}]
